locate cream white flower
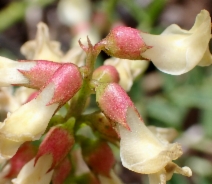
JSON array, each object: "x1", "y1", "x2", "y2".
[
  {"x1": 104, "y1": 58, "x2": 148, "y2": 91},
  {"x1": 12, "y1": 155, "x2": 54, "y2": 184},
  {"x1": 118, "y1": 107, "x2": 192, "y2": 184},
  {"x1": 21, "y1": 22, "x2": 63, "y2": 62},
  {"x1": 0, "y1": 57, "x2": 36, "y2": 87},
  {"x1": 0, "y1": 83, "x2": 59, "y2": 159},
  {"x1": 21, "y1": 22, "x2": 87, "y2": 66},
  {"x1": 140, "y1": 10, "x2": 211, "y2": 75}
]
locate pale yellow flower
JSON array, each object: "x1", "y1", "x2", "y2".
[
  {"x1": 0, "y1": 57, "x2": 35, "y2": 87},
  {"x1": 141, "y1": 10, "x2": 211, "y2": 75},
  {"x1": 21, "y1": 22, "x2": 87, "y2": 66},
  {"x1": 0, "y1": 84, "x2": 58, "y2": 159},
  {"x1": 118, "y1": 107, "x2": 192, "y2": 184},
  {"x1": 21, "y1": 22, "x2": 63, "y2": 62}
]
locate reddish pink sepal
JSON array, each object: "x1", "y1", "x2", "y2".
[
  {"x1": 52, "y1": 157, "x2": 71, "y2": 184},
  {"x1": 35, "y1": 127, "x2": 74, "y2": 171},
  {"x1": 97, "y1": 26, "x2": 152, "y2": 60},
  {"x1": 5, "y1": 142, "x2": 37, "y2": 178},
  {"x1": 96, "y1": 83, "x2": 137, "y2": 130},
  {"x1": 18, "y1": 60, "x2": 61, "y2": 89},
  {"x1": 83, "y1": 141, "x2": 115, "y2": 177},
  {"x1": 45, "y1": 63, "x2": 82, "y2": 106}
]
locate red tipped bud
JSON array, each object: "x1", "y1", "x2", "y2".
[
  {"x1": 97, "y1": 26, "x2": 151, "y2": 60},
  {"x1": 92, "y1": 65, "x2": 120, "y2": 83},
  {"x1": 96, "y1": 83, "x2": 136, "y2": 129},
  {"x1": 18, "y1": 60, "x2": 61, "y2": 89},
  {"x1": 52, "y1": 157, "x2": 72, "y2": 184},
  {"x1": 82, "y1": 141, "x2": 115, "y2": 177},
  {"x1": 5, "y1": 142, "x2": 37, "y2": 178},
  {"x1": 35, "y1": 126, "x2": 74, "y2": 171}
]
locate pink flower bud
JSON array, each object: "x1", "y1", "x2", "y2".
[
  {"x1": 92, "y1": 65, "x2": 120, "y2": 83},
  {"x1": 18, "y1": 60, "x2": 61, "y2": 89},
  {"x1": 52, "y1": 157, "x2": 72, "y2": 184},
  {"x1": 96, "y1": 26, "x2": 151, "y2": 60},
  {"x1": 45, "y1": 63, "x2": 82, "y2": 106},
  {"x1": 85, "y1": 112, "x2": 119, "y2": 142},
  {"x1": 5, "y1": 142, "x2": 37, "y2": 178},
  {"x1": 35, "y1": 126, "x2": 74, "y2": 171},
  {"x1": 82, "y1": 141, "x2": 115, "y2": 177},
  {"x1": 96, "y1": 83, "x2": 138, "y2": 129}
]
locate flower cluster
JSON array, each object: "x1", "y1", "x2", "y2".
[{"x1": 0, "y1": 9, "x2": 211, "y2": 184}]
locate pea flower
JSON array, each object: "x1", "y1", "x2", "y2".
[
  {"x1": 0, "y1": 63, "x2": 82, "y2": 159},
  {"x1": 118, "y1": 107, "x2": 192, "y2": 184},
  {"x1": 98, "y1": 10, "x2": 211, "y2": 75},
  {"x1": 21, "y1": 22, "x2": 63, "y2": 62},
  {"x1": 0, "y1": 83, "x2": 58, "y2": 159},
  {"x1": 21, "y1": 22, "x2": 87, "y2": 66},
  {"x1": 140, "y1": 9, "x2": 211, "y2": 75}
]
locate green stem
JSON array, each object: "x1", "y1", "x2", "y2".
[{"x1": 65, "y1": 42, "x2": 100, "y2": 119}]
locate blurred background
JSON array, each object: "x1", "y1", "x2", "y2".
[{"x1": 0, "y1": 0, "x2": 212, "y2": 183}]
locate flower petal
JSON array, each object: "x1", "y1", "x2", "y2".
[
  {"x1": 0, "y1": 83, "x2": 58, "y2": 142},
  {"x1": 140, "y1": 10, "x2": 211, "y2": 75},
  {"x1": 119, "y1": 107, "x2": 182, "y2": 174},
  {"x1": 0, "y1": 57, "x2": 35, "y2": 87},
  {"x1": 21, "y1": 22, "x2": 63, "y2": 61}
]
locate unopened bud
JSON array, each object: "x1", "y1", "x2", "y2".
[
  {"x1": 92, "y1": 65, "x2": 119, "y2": 83},
  {"x1": 52, "y1": 157, "x2": 72, "y2": 184},
  {"x1": 96, "y1": 26, "x2": 151, "y2": 60},
  {"x1": 82, "y1": 140, "x2": 115, "y2": 177}
]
